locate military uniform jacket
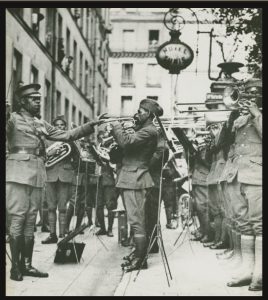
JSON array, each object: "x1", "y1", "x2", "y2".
[
  {"x1": 220, "y1": 114, "x2": 262, "y2": 185},
  {"x1": 46, "y1": 140, "x2": 75, "y2": 183},
  {"x1": 191, "y1": 148, "x2": 210, "y2": 186},
  {"x1": 149, "y1": 130, "x2": 169, "y2": 188},
  {"x1": 6, "y1": 109, "x2": 94, "y2": 188},
  {"x1": 206, "y1": 128, "x2": 226, "y2": 185},
  {"x1": 111, "y1": 119, "x2": 158, "y2": 189}
]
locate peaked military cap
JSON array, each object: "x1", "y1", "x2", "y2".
[
  {"x1": 139, "y1": 98, "x2": 164, "y2": 116},
  {"x1": 16, "y1": 83, "x2": 41, "y2": 98}
]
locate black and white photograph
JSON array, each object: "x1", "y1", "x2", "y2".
[{"x1": 4, "y1": 3, "x2": 263, "y2": 296}]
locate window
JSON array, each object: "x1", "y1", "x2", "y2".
[
  {"x1": 44, "y1": 80, "x2": 51, "y2": 121},
  {"x1": 83, "y1": 116, "x2": 89, "y2": 124},
  {"x1": 31, "y1": 8, "x2": 40, "y2": 37},
  {"x1": 45, "y1": 8, "x2": 54, "y2": 53},
  {"x1": 121, "y1": 64, "x2": 134, "y2": 86},
  {"x1": 146, "y1": 64, "x2": 160, "y2": 87},
  {"x1": 57, "y1": 14, "x2": 64, "y2": 64},
  {"x1": 65, "y1": 98, "x2": 70, "y2": 126},
  {"x1": 79, "y1": 51, "x2": 83, "y2": 90},
  {"x1": 30, "y1": 65, "x2": 38, "y2": 83},
  {"x1": 121, "y1": 96, "x2": 133, "y2": 116},
  {"x1": 72, "y1": 105, "x2": 77, "y2": 125},
  {"x1": 97, "y1": 84, "x2": 101, "y2": 116},
  {"x1": 147, "y1": 96, "x2": 158, "y2": 101},
  {"x1": 86, "y1": 9, "x2": 90, "y2": 40},
  {"x1": 123, "y1": 30, "x2": 134, "y2": 51},
  {"x1": 66, "y1": 28, "x2": 70, "y2": 57},
  {"x1": 12, "y1": 49, "x2": 22, "y2": 110},
  {"x1": 79, "y1": 111, "x2": 82, "y2": 125},
  {"x1": 73, "y1": 41, "x2": 77, "y2": 82},
  {"x1": 56, "y1": 91, "x2": 61, "y2": 116},
  {"x1": 148, "y1": 30, "x2": 159, "y2": 51},
  {"x1": 85, "y1": 60, "x2": 89, "y2": 95}
]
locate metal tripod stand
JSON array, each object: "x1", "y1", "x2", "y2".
[{"x1": 133, "y1": 140, "x2": 172, "y2": 286}]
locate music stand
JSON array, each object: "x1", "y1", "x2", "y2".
[{"x1": 133, "y1": 115, "x2": 173, "y2": 286}]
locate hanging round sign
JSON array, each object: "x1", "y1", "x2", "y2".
[{"x1": 156, "y1": 39, "x2": 194, "y2": 74}]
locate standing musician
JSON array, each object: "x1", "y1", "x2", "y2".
[
  {"x1": 42, "y1": 115, "x2": 74, "y2": 244},
  {"x1": 189, "y1": 135, "x2": 213, "y2": 244},
  {"x1": 65, "y1": 137, "x2": 95, "y2": 234},
  {"x1": 220, "y1": 78, "x2": 262, "y2": 291},
  {"x1": 93, "y1": 130, "x2": 118, "y2": 237},
  {"x1": 110, "y1": 99, "x2": 161, "y2": 272},
  {"x1": 6, "y1": 83, "x2": 101, "y2": 281},
  {"x1": 205, "y1": 122, "x2": 228, "y2": 250}
]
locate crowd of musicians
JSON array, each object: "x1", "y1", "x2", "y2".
[{"x1": 6, "y1": 77, "x2": 262, "y2": 292}]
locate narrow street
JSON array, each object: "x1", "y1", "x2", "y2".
[{"x1": 6, "y1": 208, "x2": 262, "y2": 296}]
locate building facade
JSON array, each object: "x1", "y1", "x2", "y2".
[
  {"x1": 108, "y1": 8, "x2": 249, "y2": 118},
  {"x1": 6, "y1": 8, "x2": 111, "y2": 128}
]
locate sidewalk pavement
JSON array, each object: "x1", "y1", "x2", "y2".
[
  {"x1": 6, "y1": 215, "x2": 129, "y2": 296},
  {"x1": 6, "y1": 210, "x2": 262, "y2": 296},
  {"x1": 114, "y1": 216, "x2": 262, "y2": 296}
]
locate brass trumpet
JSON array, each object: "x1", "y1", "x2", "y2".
[{"x1": 98, "y1": 117, "x2": 135, "y2": 125}]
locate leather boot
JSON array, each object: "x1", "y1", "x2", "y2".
[
  {"x1": 249, "y1": 236, "x2": 262, "y2": 291},
  {"x1": 58, "y1": 211, "x2": 66, "y2": 238},
  {"x1": 65, "y1": 204, "x2": 74, "y2": 234},
  {"x1": 227, "y1": 235, "x2": 254, "y2": 287},
  {"x1": 96, "y1": 208, "x2": 107, "y2": 235},
  {"x1": 107, "y1": 210, "x2": 114, "y2": 237},
  {"x1": 21, "y1": 236, "x2": 48, "y2": 278},
  {"x1": 123, "y1": 236, "x2": 148, "y2": 272},
  {"x1": 165, "y1": 207, "x2": 176, "y2": 229},
  {"x1": 42, "y1": 210, "x2": 58, "y2": 244},
  {"x1": 85, "y1": 207, "x2": 93, "y2": 226},
  {"x1": 41, "y1": 209, "x2": 50, "y2": 232},
  {"x1": 9, "y1": 235, "x2": 23, "y2": 281},
  {"x1": 41, "y1": 233, "x2": 58, "y2": 244}
]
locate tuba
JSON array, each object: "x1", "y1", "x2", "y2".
[{"x1": 45, "y1": 142, "x2": 72, "y2": 168}]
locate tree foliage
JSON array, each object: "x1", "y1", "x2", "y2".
[{"x1": 212, "y1": 8, "x2": 262, "y2": 76}]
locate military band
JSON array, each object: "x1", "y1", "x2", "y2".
[{"x1": 6, "y1": 78, "x2": 262, "y2": 292}]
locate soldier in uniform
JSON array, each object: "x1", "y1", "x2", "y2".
[
  {"x1": 190, "y1": 139, "x2": 213, "y2": 243},
  {"x1": 205, "y1": 122, "x2": 229, "y2": 250},
  {"x1": 92, "y1": 130, "x2": 117, "y2": 236},
  {"x1": 6, "y1": 83, "x2": 100, "y2": 281},
  {"x1": 110, "y1": 99, "x2": 160, "y2": 272},
  {"x1": 65, "y1": 137, "x2": 95, "y2": 234},
  {"x1": 220, "y1": 78, "x2": 262, "y2": 291},
  {"x1": 42, "y1": 115, "x2": 75, "y2": 244}
]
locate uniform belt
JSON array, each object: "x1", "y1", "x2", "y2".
[{"x1": 10, "y1": 147, "x2": 45, "y2": 156}]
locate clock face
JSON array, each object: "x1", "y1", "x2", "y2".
[{"x1": 156, "y1": 41, "x2": 194, "y2": 73}]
